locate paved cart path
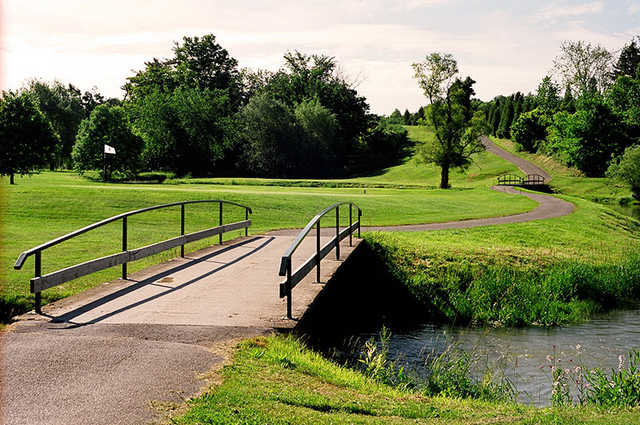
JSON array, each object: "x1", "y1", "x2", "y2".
[
  {"x1": 2, "y1": 137, "x2": 574, "y2": 425},
  {"x1": 269, "y1": 137, "x2": 573, "y2": 236}
]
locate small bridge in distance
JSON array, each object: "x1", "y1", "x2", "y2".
[{"x1": 497, "y1": 173, "x2": 546, "y2": 187}]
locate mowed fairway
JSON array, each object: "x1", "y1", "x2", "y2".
[{"x1": 2, "y1": 126, "x2": 536, "y2": 317}]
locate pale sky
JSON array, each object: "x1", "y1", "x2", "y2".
[{"x1": 1, "y1": 0, "x2": 639, "y2": 114}]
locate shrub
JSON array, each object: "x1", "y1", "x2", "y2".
[{"x1": 607, "y1": 144, "x2": 640, "y2": 201}]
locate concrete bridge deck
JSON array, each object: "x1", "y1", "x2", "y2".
[{"x1": 2, "y1": 235, "x2": 360, "y2": 425}]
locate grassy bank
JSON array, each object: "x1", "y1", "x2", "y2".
[
  {"x1": 365, "y1": 195, "x2": 640, "y2": 326},
  {"x1": 174, "y1": 335, "x2": 640, "y2": 424}
]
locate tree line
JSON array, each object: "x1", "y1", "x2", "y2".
[
  {"x1": 1, "y1": 34, "x2": 408, "y2": 183},
  {"x1": 502, "y1": 37, "x2": 640, "y2": 199},
  {"x1": 404, "y1": 37, "x2": 640, "y2": 196}
]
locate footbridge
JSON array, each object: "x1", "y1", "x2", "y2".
[{"x1": 12, "y1": 201, "x2": 362, "y2": 327}]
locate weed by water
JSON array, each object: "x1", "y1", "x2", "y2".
[
  {"x1": 542, "y1": 347, "x2": 640, "y2": 408},
  {"x1": 584, "y1": 349, "x2": 640, "y2": 408},
  {"x1": 356, "y1": 327, "x2": 515, "y2": 402}
]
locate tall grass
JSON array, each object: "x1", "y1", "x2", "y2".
[{"x1": 356, "y1": 326, "x2": 515, "y2": 402}]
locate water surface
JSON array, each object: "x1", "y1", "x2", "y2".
[{"x1": 357, "y1": 308, "x2": 640, "y2": 406}]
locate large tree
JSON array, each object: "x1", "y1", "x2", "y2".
[
  {"x1": 261, "y1": 51, "x2": 371, "y2": 161},
  {"x1": 131, "y1": 87, "x2": 237, "y2": 176},
  {"x1": 123, "y1": 34, "x2": 242, "y2": 109},
  {"x1": 510, "y1": 108, "x2": 549, "y2": 152},
  {"x1": 536, "y1": 76, "x2": 561, "y2": 114},
  {"x1": 548, "y1": 94, "x2": 631, "y2": 176},
  {"x1": 0, "y1": 91, "x2": 59, "y2": 184},
  {"x1": 613, "y1": 36, "x2": 640, "y2": 79},
  {"x1": 412, "y1": 53, "x2": 486, "y2": 188},
  {"x1": 553, "y1": 40, "x2": 613, "y2": 96},
  {"x1": 24, "y1": 80, "x2": 85, "y2": 169},
  {"x1": 72, "y1": 104, "x2": 144, "y2": 180}
]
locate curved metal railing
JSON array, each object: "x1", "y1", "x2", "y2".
[
  {"x1": 14, "y1": 200, "x2": 252, "y2": 313},
  {"x1": 497, "y1": 174, "x2": 523, "y2": 186},
  {"x1": 278, "y1": 202, "x2": 362, "y2": 318},
  {"x1": 497, "y1": 174, "x2": 545, "y2": 186},
  {"x1": 523, "y1": 174, "x2": 545, "y2": 185}
]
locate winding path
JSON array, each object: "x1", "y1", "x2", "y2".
[{"x1": 268, "y1": 136, "x2": 574, "y2": 236}]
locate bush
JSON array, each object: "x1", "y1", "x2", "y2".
[
  {"x1": 607, "y1": 144, "x2": 640, "y2": 201},
  {"x1": 510, "y1": 108, "x2": 549, "y2": 152}
]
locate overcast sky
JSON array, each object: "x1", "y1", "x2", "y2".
[{"x1": 1, "y1": 0, "x2": 639, "y2": 114}]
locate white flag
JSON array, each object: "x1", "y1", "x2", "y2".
[{"x1": 104, "y1": 144, "x2": 116, "y2": 154}]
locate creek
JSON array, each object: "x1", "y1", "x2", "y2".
[{"x1": 354, "y1": 307, "x2": 640, "y2": 406}]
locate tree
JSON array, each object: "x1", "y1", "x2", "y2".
[
  {"x1": 389, "y1": 108, "x2": 403, "y2": 124},
  {"x1": 536, "y1": 76, "x2": 561, "y2": 114},
  {"x1": 606, "y1": 75, "x2": 640, "y2": 144},
  {"x1": 510, "y1": 108, "x2": 549, "y2": 152},
  {"x1": 72, "y1": 104, "x2": 143, "y2": 180},
  {"x1": 553, "y1": 40, "x2": 613, "y2": 96},
  {"x1": 294, "y1": 98, "x2": 339, "y2": 171},
  {"x1": 412, "y1": 53, "x2": 486, "y2": 188},
  {"x1": 123, "y1": 34, "x2": 242, "y2": 109},
  {"x1": 0, "y1": 91, "x2": 59, "y2": 184},
  {"x1": 24, "y1": 80, "x2": 85, "y2": 169},
  {"x1": 130, "y1": 87, "x2": 237, "y2": 176},
  {"x1": 547, "y1": 94, "x2": 630, "y2": 176},
  {"x1": 262, "y1": 51, "x2": 370, "y2": 162},
  {"x1": 239, "y1": 93, "x2": 302, "y2": 177},
  {"x1": 562, "y1": 84, "x2": 576, "y2": 113},
  {"x1": 607, "y1": 145, "x2": 640, "y2": 201},
  {"x1": 496, "y1": 98, "x2": 514, "y2": 138},
  {"x1": 613, "y1": 37, "x2": 640, "y2": 79},
  {"x1": 403, "y1": 109, "x2": 411, "y2": 125}
]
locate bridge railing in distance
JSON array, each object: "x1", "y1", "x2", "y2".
[
  {"x1": 497, "y1": 174, "x2": 545, "y2": 186},
  {"x1": 278, "y1": 202, "x2": 362, "y2": 319},
  {"x1": 14, "y1": 200, "x2": 252, "y2": 313},
  {"x1": 497, "y1": 174, "x2": 523, "y2": 186},
  {"x1": 523, "y1": 174, "x2": 545, "y2": 185}
]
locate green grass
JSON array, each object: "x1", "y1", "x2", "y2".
[
  {"x1": 174, "y1": 335, "x2": 640, "y2": 424},
  {"x1": 364, "y1": 195, "x2": 640, "y2": 326},
  {"x1": 170, "y1": 126, "x2": 523, "y2": 189},
  {"x1": 2, "y1": 166, "x2": 535, "y2": 319},
  {"x1": 491, "y1": 137, "x2": 636, "y2": 204}
]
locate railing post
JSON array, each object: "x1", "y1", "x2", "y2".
[
  {"x1": 286, "y1": 260, "x2": 292, "y2": 319},
  {"x1": 335, "y1": 206, "x2": 340, "y2": 260},
  {"x1": 219, "y1": 201, "x2": 223, "y2": 244},
  {"x1": 122, "y1": 216, "x2": 127, "y2": 279},
  {"x1": 245, "y1": 209, "x2": 249, "y2": 237},
  {"x1": 349, "y1": 204, "x2": 353, "y2": 247},
  {"x1": 316, "y1": 220, "x2": 321, "y2": 282},
  {"x1": 34, "y1": 250, "x2": 41, "y2": 314},
  {"x1": 358, "y1": 210, "x2": 361, "y2": 238},
  {"x1": 180, "y1": 204, "x2": 185, "y2": 257}
]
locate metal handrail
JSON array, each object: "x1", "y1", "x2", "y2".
[
  {"x1": 523, "y1": 174, "x2": 545, "y2": 185},
  {"x1": 14, "y1": 200, "x2": 252, "y2": 313},
  {"x1": 278, "y1": 202, "x2": 362, "y2": 318},
  {"x1": 498, "y1": 174, "x2": 546, "y2": 186},
  {"x1": 497, "y1": 174, "x2": 523, "y2": 185}
]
